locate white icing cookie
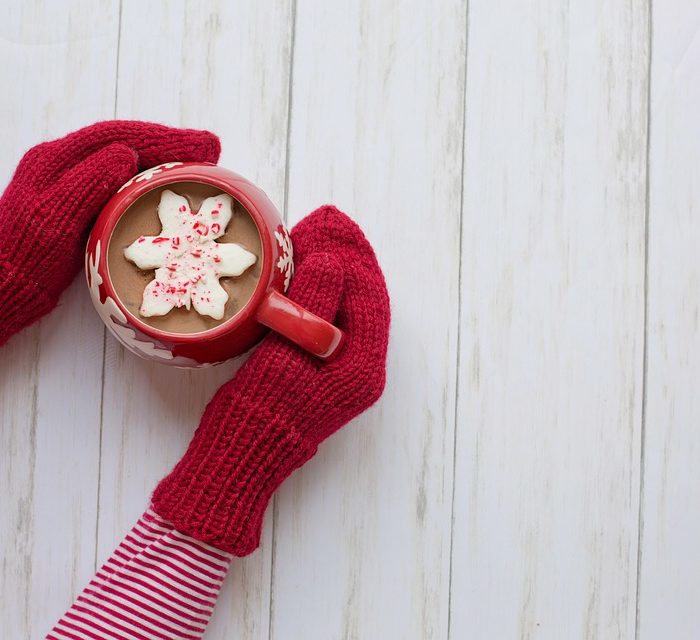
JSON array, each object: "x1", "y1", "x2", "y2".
[{"x1": 124, "y1": 190, "x2": 257, "y2": 320}]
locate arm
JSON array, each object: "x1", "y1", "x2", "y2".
[
  {"x1": 47, "y1": 507, "x2": 231, "y2": 640},
  {"x1": 46, "y1": 205, "x2": 389, "y2": 637}
]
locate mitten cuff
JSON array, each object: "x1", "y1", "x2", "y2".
[
  {"x1": 151, "y1": 416, "x2": 317, "y2": 556},
  {"x1": 0, "y1": 260, "x2": 57, "y2": 345}
]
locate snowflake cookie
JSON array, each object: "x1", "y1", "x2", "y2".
[{"x1": 124, "y1": 189, "x2": 257, "y2": 320}]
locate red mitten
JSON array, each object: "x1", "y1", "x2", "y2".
[
  {"x1": 0, "y1": 121, "x2": 221, "y2": 345},
  {"x1": 152, "y1": 206, "x2": 390, "y2": 555}
]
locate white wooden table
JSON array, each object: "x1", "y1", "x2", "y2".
[{"x1": 1, "y1": 1, "x2": 698, "y2": 638}]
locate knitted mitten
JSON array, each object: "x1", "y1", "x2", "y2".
[
  {"x1": 0, "y1": 120, "x2": 221, "y2": 345},
  {"x1": 152, "y1": 206, "x2": 390, "y2": 555}
]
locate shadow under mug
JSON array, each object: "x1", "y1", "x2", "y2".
[{"x1": 85, "y1": 162, "x2": 344, "y2": 368}]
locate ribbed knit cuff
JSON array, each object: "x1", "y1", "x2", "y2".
[
  {"x1": 0, "y1": 260, "x2": 57, "y2": 346},
  {"x1": 151, "y1": 416, "x2": 318, "y2": 556}
]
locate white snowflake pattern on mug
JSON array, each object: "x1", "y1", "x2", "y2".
[
  {"x1": 86, "y1": 241, "x2": 212, "y2": 367},
  {"x1": 117, "y1": 162, "x2": 184, "y2": 193},
  {"x1": 274, "y1": 225, "x2": 294, "y2": 292}
]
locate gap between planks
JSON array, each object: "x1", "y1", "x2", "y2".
[
  {"x1": 634, "y1": 0, "x2": 654, "y2": 638},
  {"x1": 447, "y1": 0, "x2": 471, "y2": 639},
  {"x1": 268, "y1": 2, "x2": 299, "y2": 638},
  {"x1": 92, "y1": 0, "x2": 124, "y2": 576}
]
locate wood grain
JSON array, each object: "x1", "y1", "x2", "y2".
[
  {"x1": 450, "y1": 1, "x2": 650, "y2": 638},
  {"x1": 0, "y1": 1, "x2": 120, "y2": 637},
  {"x1": 6, "y1": 1, "x2": 700, "y2": 639},
  {"x1": 637, "y1": 2, "x2": 700, "y2": 637},
  {"x1": 269, "y1": 1, "x2": 467, "y2": 638},
  {"x1": 95, "y1": 2, "x2": 294, "y2": 639}
]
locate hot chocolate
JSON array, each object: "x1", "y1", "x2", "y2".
[{"x1": 108, "y1": 181, "x2": 262, "y2": 334}]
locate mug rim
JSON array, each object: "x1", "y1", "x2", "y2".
[{"x1": 95, "y1": 163, "x2": 274, "y2": 345}]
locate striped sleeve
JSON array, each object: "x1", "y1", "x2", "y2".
[{"x1": 46, "y1": 507, "x2": 233, "y2": 640}]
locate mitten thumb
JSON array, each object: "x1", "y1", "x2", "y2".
[
  {"x1": 284, "y1": 252, "x2": 345, "y2": 325},
  {"x1": 253, "y1": 251, "x2": 345, "y2": 362}
]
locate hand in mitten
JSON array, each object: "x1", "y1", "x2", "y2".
[
  {"x1": 0, "y1": 120, "x2": 221, "y2": 345},
  {"x1": 152, "y1": 206, "x2": 390, "y2": 555}
]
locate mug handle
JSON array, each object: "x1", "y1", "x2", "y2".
[{"x1": 256, "y1": 290, "x2": 345, "y2": 361}]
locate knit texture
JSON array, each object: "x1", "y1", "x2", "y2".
[
  {"x1": 152, "y1": 206, "x2": 391, "y2": 555},
  {"x1": 0, "y1": 120, "x2": 221, "y2": 346}
]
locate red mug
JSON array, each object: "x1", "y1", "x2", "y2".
[{"x1": 85, "y1": 162, "x2": 344, "y2": 367}]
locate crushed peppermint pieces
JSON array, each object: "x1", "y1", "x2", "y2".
[{"x1": 123, "y1": 189, "x2": 258, "y2": 320}]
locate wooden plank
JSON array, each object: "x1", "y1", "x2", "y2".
[
  {"x1": 0, "y1": 1, "x2": 120, "y2": 637},
  {"x1": 95, "y1": 2, "x2": 294, "y2": 638},
  {"x1": 450, "y1": 2, "x2": 650, "y2": 638},
  {"x1": 269, "y1": 1, "x2": 467, "y2": 638},
  {"x1": 637, "y1": 3, "x2": 700, "y2": 637}
]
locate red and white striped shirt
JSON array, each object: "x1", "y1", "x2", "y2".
[{"x1": 47, "y1": 508, "x2": 232, "y2": 640}]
